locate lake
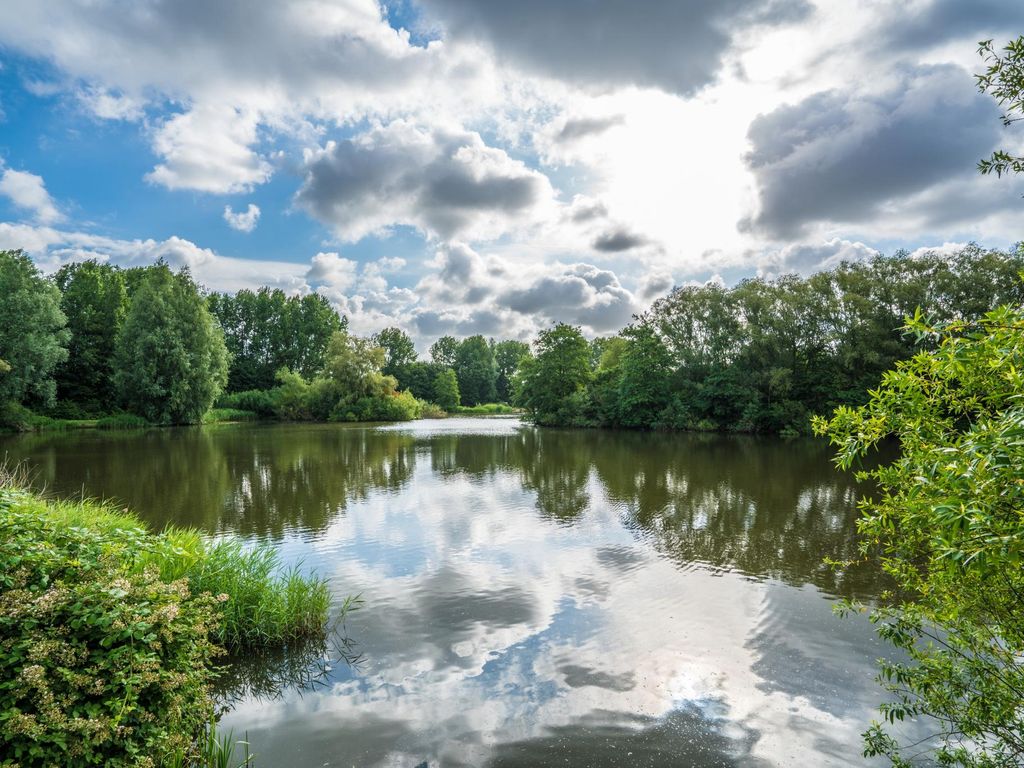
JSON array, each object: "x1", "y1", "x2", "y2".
[{"x1": 0, "y1": 418, "x2": 923, "y2": 766}]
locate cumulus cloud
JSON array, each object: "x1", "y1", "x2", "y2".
[
  {"x1": 418, "y1": 0, "x2": 810, "y2": 94},
  {"x1": 501, "y1": 263, "x2": 638, "y2": 331},
  {"x1": 0, "y1": 168, "x2": 62, "y2": 224},
  {"x1": 742, "y1": 64, "x2": 1007, "y2": 238},
  {"x1": 556, "y1": 115, "x2": 626, "y2": 142},
  {"x1": 148, "y1": 105, "x2": 272, "y2": 193},
  {"x1": 756, "y1": 238, "x2": 879, "y2": 278},
  {"x1": 306, "y1": 251, "x2": 359, "y2": 291},
  {"x1": 295, "y1": 121, "x2": 556, "y2": 241},
  {"x1": 223, "y1": 203, "x2": 261, "y2": 233}
]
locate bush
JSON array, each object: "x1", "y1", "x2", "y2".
[
  {"x1": 215, "y1": 389, "x2": 277, "y2": 418},
  {"x1": 330, "y1": 391, "x2": 422, "y2": 422},
  {"x1": 0, "y1": 491, "x2": 219, "y2": 767},
  {"x1": 418, "y1": 401, "x2": 448, "y2": 419},
  {"x1": 0, "y1": 482, "x2": 335, "y2": 767},
  {"x1": 202, "y1": 408, "x2": 259, "y2": 424}
]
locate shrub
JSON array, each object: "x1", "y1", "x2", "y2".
[
  {"x1": 95, "y1": 413, "x2": 150, "y2": 430},
  {"x1": 202, "y1": 409, "x2": 259, "y2": 424},
  {"x1": 215, "y1": 389, "x2": 276, "y2": 418},
  {"x1": 0, "y1": 491, "x2": 219, "y2": 767},
  {"x1": 330, "y1": 391, "x2": 422, "y2": 422},
  {"x1": 418, "y1": 401, "x2": 448, "y2": 419}
]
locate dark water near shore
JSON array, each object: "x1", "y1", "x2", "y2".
[{"x1": 0, "y1": 418, "x2": 925, "y2": 766}]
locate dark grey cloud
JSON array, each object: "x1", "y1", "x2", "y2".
[
  {"x1": 593, "y1": 229, "x2": 649, "y2": 252},
  {"x1": 757, "y1": 239, "x2": 879, "y2": 278},
  {"x1": 557, "y1": 115, "x2": 626, "y2": 142},
  {"x1": 742, "y1": 64, "x2": 1004, "y2": 238},
  {"x1": 295, "y1": 121, "x2": 552, "y2": 240},
  {"x1": 418, "y1": 0, "x2": 810, "y2": 94},
  {"x1": 413, "y1": 308, "x2": 506, "y2": 337},
  {"x1": 879, "y1": 0, "x2": 1024, "y2": 53}
]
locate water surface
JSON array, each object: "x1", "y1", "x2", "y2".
[{"x1": 1, "y1": 419, "x2": 921, "y2": 766}]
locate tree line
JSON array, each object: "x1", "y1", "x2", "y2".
[
  {"x1": 0, "y1": 250, "x2": 532, "y2": 429},
  {"x1": 514, "y1": 244, "x2": 1024, "y2": 434}
]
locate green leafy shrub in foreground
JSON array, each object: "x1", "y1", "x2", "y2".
[
  {"x1": 815, "y1": 305, "x2": 1024, "y2": 766},
  {"x1": 0, "y1": 484, "x2": 332, "y2": 767},
  {"x1": 0, "y1": 491, "x2": 219, "y2": 767}
]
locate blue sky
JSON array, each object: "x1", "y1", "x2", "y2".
[{"x1": 1, "y1": 1, "x2": 1023, "y2": 347}]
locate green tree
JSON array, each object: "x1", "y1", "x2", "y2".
[
  {"x1": 493, "y1": 339, "x2": 531, "y2": 402},
  {"x1": 614, "y1": 322, "x2": 674, "y2": 428},
  {"x1": 454, "y1": 335, "x2": 497, "y2": 406},
  {"x1": 429, "y1": 335, "x2": 459, "y2": 368},
  {"x1": 372, "y1": 326, "x2": 417, "y2": 376},
  {"x1": 815, "y1": 307, "x2": 1024, "y2": 767},
  {"x1": 53, "y1": 260, "x2": 128, "y2": 412},
  {"x1": 432, "y1": 367, "x2": 461, "y2": 411},
  {"x1": 514, "y1": 323, "x2": 591, "y2": 426},
  {"x1": 977, "y1": 37, "x2": 1024, "y2": 177},
  {"x1": 0, "y1": 250, "x2": 68, "y2": 408},
  {"x1": 113, "y1": 263, "x2": 228, "y2": 424}
]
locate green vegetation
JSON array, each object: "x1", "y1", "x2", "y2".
[
  {"x1": 0, "y1": 476, "x2": 332, "y2": 767},
  {"x1": 0, "y1": 251, "x2": 69, "y2": 411},
  {"x1": 453, "y1": 403, "x2": 520, "y2": 415},
  {"x1": 815, "y1": 306, "x2": 1024, "y2": 766},
  {"x1": 977, "y1": 36, "x2": 1024, "y2": 177},
  {"x1": 114, "y1": 264, "x2": 229, "y2": 425},
  {"x1": 202, "y1": 408, "x2": 260, "y2": 424},
  {"x1": 208, "y1": 288, "x2": 344, "y2": 392},
  {"x1": 515, "y1": 245, "x2": 1024, "y2": 434}
]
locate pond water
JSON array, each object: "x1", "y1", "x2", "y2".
[{"x1": 0, "y1": 418, "x2": 925, "y2": 766}]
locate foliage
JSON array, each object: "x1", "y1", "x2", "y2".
[
  {"x1": 453, "y1": 403, "x2": 519, "y2": 415},
  {"x1": 454, "y1": 335, "x2": 497, "y2": 406},
  {"x1": 207, "y1": 289, "x2": 344, "y2": 392},
  {"x1": 372, "y1": 327, "x2": 417, "y2": 377},
  {"x1": 53, "y1": 260, "x2": 129, "y2": 414},
  {"x1": 429, "y1": 335, "x2": 459, "y2": 369},
  {"x1": 976, "y1": 37, "x2": 1024, "y2": 177},
  {"x1": 330, "y1": 390, "x2": 422, "y2": 423},
  {"x1": 215, "y1": 389, "x2": 277, "y2": 418},
  {"x1": 814, "y1": 306, "x2": 1024, "y2": 767},
  {"x1": 0, "y1": 490, "x2": 219, "y2": 767},
  {"x1": 417, "y1": 401, "x2": 448, "y2": 419},
  {"x1": 392, "y1": 361, "x2": 447, "y2": 400},
  {"x1": 493, "y1": 340, "x2": 531, "y2": 403},
  {"x1": 95, "y1": 413, "x2": 150, "y2": 430},
  {"x1": 432, "y1": 367, "x2": 461, "y2": 411},
  {"x1": 514, "y1": 324, "x2": 591, "y2": 426},
  {"x1": 0, "y1": 250, "x2": 69, "y2": 409},
  {"x1": 113, "y1": 264, "x2": 229, "y2": 425},
  {"x1": 202, "y1": 408, "x2": 259, "y2": 424},
  {"x1": 526, "y1": 246, "x2": 1024, "y2": 434}
]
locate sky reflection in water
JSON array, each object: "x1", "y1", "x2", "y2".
[{"x1": 0, "y1": 419, "x2": 928, "y2": 766}]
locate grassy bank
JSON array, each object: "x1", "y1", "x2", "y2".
[
  {"x1": 453, "y1": 403, "x2": 521, "y2": 415},
  {"x1": 0, "y1": 474, "x2": 334, "y2": 767}
]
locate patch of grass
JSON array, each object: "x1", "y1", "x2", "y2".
[
  {"x1": 417, "y1": 401, "x2": 448, "y2": 419},
  {"x1": 95, "y1": 413, "x2": 151, "y2": 430},
  {"x1": 453, "y1": 403, "x2": 521, "y2": 415},
  {"x1": 203, "y1": 408, "x2": 261, "y2": 424},
  {"x1": 0, "y1": 472, "x2": 338, "y2": 767},
  {"x1": 0, "y1": 402, "x2": 98, "y2": 432}
]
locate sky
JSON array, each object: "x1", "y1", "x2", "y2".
[{"x1": 0, "y1": 0, "x2": 1023, "y2": 349}]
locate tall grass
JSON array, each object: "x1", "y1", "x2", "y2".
[
  {"x1": 143, "y1": 534, "x2": 331, "y2": 647},
  {"x1": 161, "y1": 721, "x2": 254, "y2": 768},
  {"x1": 454, "y1": 403, "x2": 521, "y2": 415}
]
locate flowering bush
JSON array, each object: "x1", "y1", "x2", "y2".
[{"x1": 0, "y1": 491, "x2": 218, "y2": 767}]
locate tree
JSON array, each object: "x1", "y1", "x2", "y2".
[
  {"x1": 514, "y1": 323, "x2": 591, "y2": 426},
  {"x1": 493, "y1": 339, "x2": 531, "y2": 403},
  {"x1": 372, "y1": 327, "x2": 417, "y2": 376},
  {"x1": 814, "y1": 307, "x2": 1024, "y2": 767},
  {"x1": 113, "y1": 263, "x2": 228, "y2": 424},
  {"x1": 454, "y1": 335, "x2": 497, "y2": 406},
  {"x1": 614, "y1": 322, "x2": 674, "y2": 428},
  {"x1": 53, "y1": 260, "x2": 128, "y2": 412},
  {"x1": 429, "y1": 335, "x2": 459, "y2": 368},
  {"x1": 208, "y1": 288, "x2": 345, "y2": 391},
  {"x1": 0, "y1": 250, "x2": 68, "y2": 408},
  {"x1": 977, "y1": 37, "x2": 1024, "y2": 177},
  {"x1": 432, "y1": 368, "x2": 461, "y2": 411},
  {"x1": 392, "y1": 360, "x2": 445, "y2": 400}
]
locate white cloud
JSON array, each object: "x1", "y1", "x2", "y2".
[
  {"x1": 223, "y1": 203, "x2": 261, "y2": 233},
  {"x1": 147, "y1": 105, "x2": 272, "y2": 193},
  {"x1": 0, "y1": 168, "x2": 62, "y2": 224}
]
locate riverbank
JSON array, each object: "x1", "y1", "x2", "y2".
[{"x1": 0, "y1": 474, "x2": 334, "y2": 767}]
